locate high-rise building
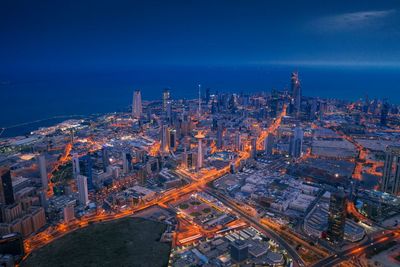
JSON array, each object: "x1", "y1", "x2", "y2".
[
  {"x1": 72, "y1": 154, "x2": 80, "y2": 178},
  {"x1": 37, "y1": 155, "x2": 48, "y2": 190},
  {"x1": 327, "y1": 189, "x2": 347, "y2": 243},
  {"x1": 77, "y1": 175, "x2": 89, "y2": 206},
  {"x1": 0, "y1": 168, "x2": 14, "y2": 205},
  {"x1": 132, "y1": 90, "x2": 142, "y2": 118},
  {"x1": 291, "y1": 72, "x2": 301, "y2": 118},
  {"x1": 195, "y1": 132, "x2": 205, "y2": 171},
  {"x1": 264, "y1": 133, "x2": 275, "y2": 156},
  {"x1": 122, "y1": 152, "x2": 132, "y2": 174},
  {"x1": 289, "y1": 127, "x2": 303, "y2": 159},
  {"x1": 168, "y1": 128, "x2": 177, "y2": 151},
  {"x1": 162, "y1": 88, "x2": 170, "y2": 112},
  {"x1": 235, "y1": 132, "x2": 242, "y2": 151},
  {"x1": 161, "y1": 124, "x2": 170, "y2": 154},
  {"x1": 80, "y1": 155, "x2": 94, "y2": 190},
  {"x1": 101, "y1": 146, "x2": 109, "y2": 172},
  {"x1": 381, "y1": 146, "x2": 400, "y2": 195}
]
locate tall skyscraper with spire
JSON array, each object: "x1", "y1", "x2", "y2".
[
  {"x1": 132, "y1": 90, "x2": 142, "y2": 118},
  {"x1": 291, "y1": 72, "x2": 301, "y2": 118}
]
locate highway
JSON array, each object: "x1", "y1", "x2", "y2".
[
  {"x1": 205, "y1": 187, "x2": 306, "y2": 267},
  {"x1": 311, "y1": 230, "x2": 400, "y2": 267}
]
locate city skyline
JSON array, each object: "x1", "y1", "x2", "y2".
[{"x1": 1, "y1": 1, "x2": 400, "y2": 267}]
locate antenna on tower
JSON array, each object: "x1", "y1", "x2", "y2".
[{"x1": 198, "y1": 84, "x2": 201, "y2": 118}]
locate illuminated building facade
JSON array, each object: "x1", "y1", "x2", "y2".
[
  {"x1": 381, "y1": 146, "x2": 400, "y2": 195},
  {"x1": 132, "y1": 89, "x2": 142, "y2": 118},
  {"x1": 327, "y1": 189, "x2": 347, "y2": 243}
]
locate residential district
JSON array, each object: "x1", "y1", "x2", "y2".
[{"x1": 0, "y1": 72, "x2": 400, "y2": 267}]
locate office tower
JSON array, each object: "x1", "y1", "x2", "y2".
[
  {"x1": 381, "y1": 146, "x2": 400, "y2": 195},
  {"x1": 37, "y1": 155, "x2": 48, "y2": 190},
  {"x1": 161, "y1": 124, "x2": 170, "y2": 154},
  {"x1": 169, "y1": 128, "x2": 177, "y2": 151},
  {"x1": 230, "y1": 240, "x2": 249, "y2": 262},
  {"x1": 216, "y1": 125, "x2": 224, "y2": 149},
  {"x1": 77, "y1": 175, "x2": 89, "y2": 206},
  {"x1": 0, "y1": 168, "x2": 14, "y2": 205},
  {"x1": 80, "y1": 155, "x2": 94, "y2": 190},
  {"x1": 63, "y1": 204, "x2": 75, "y2": 223},
  {"x1": 380, "y1": 101, "x2": 389, "y2": 126},
  {"x1": 122, "y1": 152, "x2": 132, "y2": 174},
  {"x1": 195, "y1": 132, "x2": 205, "y2": 171},
  {"x1": 291, "y1": 72, "x2": 301, "y2": 118},
  {"x1": 162, "y1": 88, "x2": 170, "y2": 112},
  {"x1": 101, "y1": 146, "x2": 109, "y2": 172},
  {"x1": 132, "y1": 89, "x2": 142, "y2": 118},
  {"x1": 289, "y1": 127, "x2": 303, "y2": 159},
  {"x1": 72, "y1": 154, "x2": 80, "y2": 178},
  {"x1": 235, "y1": 132, "x2": 242, "y2": 151},
  {"x1": 264, "y1": 133, "x2": 275, "y2": 156},
  {"x1": 327, "y1": 189, "x2": 347, "y2": 243},
  {"x1": 251, "y1": 137, "x2": 257, "y2": 159}
]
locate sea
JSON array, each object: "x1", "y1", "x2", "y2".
[{"x1": 1, "y1": 65, "x2": 399, "y2": 138}]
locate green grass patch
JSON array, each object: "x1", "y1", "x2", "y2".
[{"x1": 22, "y1": 218, "x2": 170, "y2": 267}]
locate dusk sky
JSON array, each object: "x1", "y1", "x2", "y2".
[{"x1": 1, "y1": 0, "x2": 400, "y2": 71}]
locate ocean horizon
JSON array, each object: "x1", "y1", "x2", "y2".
[{"x1": 1, "y1": 65, "x2": 399, "y2": 137}]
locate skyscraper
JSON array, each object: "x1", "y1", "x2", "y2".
[
  {"x1": 0, "y1": 168, "x2": 14, "y2": 205},
  {"x1": 291, "y1": 72, "x2": 301, "y2": 118},
  {"x1": 327, "y1": 189, "x2": 347, "y2": 243},
  {"x1": 161, "y1": 124, "x2": 170, "y2": 154},
  {"x1": 235, "y1": 132, "x2": 242, "y2": 151},
  {"x1": 162, "y1": 88, "x2": 170, "y2": 112},
  {"x1": 37, "y1": 155, "x2": 48, "y2": 190},
  {"x1": 195, "y1": 131, "x2": 205, "y2": 171},
  {"x1": 101, "y1": 146, "x2": 109, "y2": 172},
  {"x1": 80, "y1": 155, "x2": 94, "y2": 190},
  {"x1": 168, "y1": 128, "x2": 177, "y2": 151},
  {"x1": 289, "y1": 127, "x2": 303, "y2": 159},
  {"x1": 72, "y1": 154, "x2": 80, "y2": 178},
  {"x1": 381, "y1": 146, "x2": 400, "y2": 195},
  {"x1": 132, "y1": 90, "x2": 142, "y2": 118},
  {"x1": 122, "y1": 152, "x2": 132, "y2": 174},
  {"x1": 77, "y1": 175, "x2": 89, "y2": 206},
  {"x1": 264, "y1": 133, "x2": 275, "y2": 156}
]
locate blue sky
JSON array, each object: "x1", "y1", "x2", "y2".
[{"x1": 1, "y1": 0, "x2": 399, "y2": 71}]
